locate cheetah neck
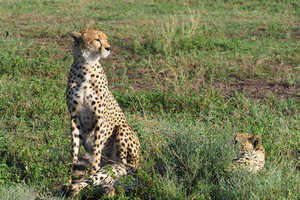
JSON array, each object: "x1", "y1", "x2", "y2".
[
  {"x1": 73, "y1": 47, "x2": 101, "y2": 66},
  {"x1": 70, "y1": 49, "x2": 109, "y2": 88},
  {"x1": 70, "y1": 46, "x2": 110, "y2": 92}
]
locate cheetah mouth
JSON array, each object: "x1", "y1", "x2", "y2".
[{"x1": 101, "y1": 51, "x2": 110, "y2": 58}]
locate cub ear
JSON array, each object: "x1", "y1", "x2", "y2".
[
  {"x1": 249, "y1": 135, "x2": 261, "y2": 150},
  {"x1": 70, "y1": 31, "x2": 82, "y2": 42},
  {"x1": 233, "y1": 134, "x2": 238, "y2": 144}
]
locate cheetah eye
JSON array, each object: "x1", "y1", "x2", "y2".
[{"x1": 95, "y1": 39, "x2": 101, "y2": 42}]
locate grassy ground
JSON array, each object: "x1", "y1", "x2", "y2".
[{"x1": 0, "y1": 0, "x2": 299, "y2": 199}]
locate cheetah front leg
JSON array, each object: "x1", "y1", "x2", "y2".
[
  {"x1": 90, "y1": 119, "x2": 111, "y2": 175},
  {"x1": 70, "y1": 116, "x2": 81, "y2": 183},
  {"x1": 65, "y1": 181, "x2": 89, "y2": 198}
]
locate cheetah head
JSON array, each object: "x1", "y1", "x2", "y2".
[
  {"x1": 70, "y1": 29, "x2": 111, "y2": 64},
  {"x1": 233, "y1": 133, "x2": 266, "y2": 172},
  {"x1": 234, "y1": 133, "x2": 263, "y2": 152}
]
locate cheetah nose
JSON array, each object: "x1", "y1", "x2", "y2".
[{"x1": 105, "y1": 47, "x2": 111, "y2": 51}]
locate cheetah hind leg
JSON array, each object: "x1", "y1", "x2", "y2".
[{"x1": 114, "y1": 125, "x2": 140, "y2": 167}]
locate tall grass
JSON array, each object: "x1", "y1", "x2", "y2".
[{"x1": 134, "y1": 116, "x2": 299, "y2": 200}]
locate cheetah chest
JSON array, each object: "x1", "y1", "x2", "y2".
[
  {"x1": 235, "y1": 150, "x2": 265, "y2": 172},
  {"x1": 68, "y1": 77, "x2": 108, "y2": 132},
  {"x1": 71, "y1": 86, "x2": 90, "y2": 122}
]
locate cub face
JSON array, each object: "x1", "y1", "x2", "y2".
[
  {"x1": 234, "y1": 133, "x2": 263, "y2": 152},
  {"x1": 70, "y1": 29, "x2": 111, "y2": 59}
]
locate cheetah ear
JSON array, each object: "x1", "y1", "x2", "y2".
[
  {"x1": 233, "y1": 134, "x2": 238, "y2": 144},
  {"x1": 249, "y1": 136, "x2": 261, "y2": 150},
  {"x1": 70, "y1": 31, "x2": 82, "y2": 42}
]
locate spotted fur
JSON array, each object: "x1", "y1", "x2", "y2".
[
  {"x1": 65, "y1": 29, "x2": 140, "y2": 197},
  {"x1": 233, "y1": 133, "x2": 265, "y2": 172}
]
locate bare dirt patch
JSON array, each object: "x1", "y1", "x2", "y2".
[
  {"x1": 110, "y1": 72, "x2": 300, "y2": 101},
  {"x1": 214, "y1": 80, "x2": 300, "y2": 100}
]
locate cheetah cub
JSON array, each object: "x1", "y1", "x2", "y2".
[
  {"x1": 65, "y1": 29, "x2": 140, "y2": 196},
  {"x1": 233, "y1": 133, "x2": 265, "y2": 172}
]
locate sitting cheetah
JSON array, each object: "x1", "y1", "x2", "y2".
[
  {"x1": 233, "y1": 133, "x2": 265, "y2": 172},
  {"x1": 65, "y1": 29, "x2": 140, "y2": 196}
]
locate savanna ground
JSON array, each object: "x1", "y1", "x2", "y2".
[{"x1": 0, "y1": 0, "x2": 299, "y2": 199}]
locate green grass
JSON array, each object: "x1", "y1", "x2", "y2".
[{"x1": 0, "y1": 0, "x2": 299, "y2": 199}]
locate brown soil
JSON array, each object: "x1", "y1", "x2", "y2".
[
  {"x1": 213, "y1": 80, "x2": 300, "y2": 100},
  {"x1": 110, "y1": 74, "x2": 300, "y2": 101}
]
